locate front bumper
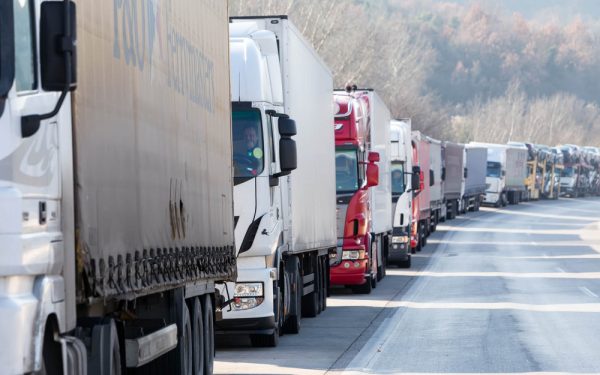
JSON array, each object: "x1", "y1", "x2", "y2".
[
  {"x1": 215, "y1": 316, "x2": 276, "y2": 335},
  {"x1": 389, "y1": 241, "x2": 410, "y2": 262},
  {"x1": 484, "y1": 192, "x2": 500, "y2": 204},
  {"x1": 216, "y1": 266, "x2": 276, "y2": 333},
  {"x1": 330, "y1": 259, "x2": 368, "y2": 285}
]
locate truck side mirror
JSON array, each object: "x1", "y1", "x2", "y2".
[
  {"x1": 21, "y1": 1, "x2": 77, "y2": 138},
  {"x1": 0, "y1": 0, "x2": 15, "y2": 99},
  {"x1": 411, "y1": 166, "x2": 421, "y2": 192},
  {"x1": 502, "y1": 170, "x2": 506, "y2": 177},
  {"x1": 40, "y1": 1, "x2": 77, "y2": 92},
  {"x1": 368, "y1": 152, "x2": 380, "y2": 163},
  {"x1": 442, "y1": 167, "x2": 446, "y2": 181},
  {"x1": 429, "y1": 169, "x2": 435, "y2": 186},
  {"x1": 464, "y1": 168, "x2": 468, "y2": 179},
  {"x1": 278, "y1": 117, "x2": 297, "y2": 174},
  {"x1": 366, "y1": 163, "x2": 379, "y2": 188}
]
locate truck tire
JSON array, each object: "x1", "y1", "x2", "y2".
[
  {"x1": 89, "y1": 319, "x2": 122, "y2": 375},
  {"x1": 320, "y1": 256, "x2": 328, "y2": 312},
  {"x1": 202, "y1": 295, "x2": 215, "y2": 374},
  {"x1": 181, "y1": 301, "x2": 193, "y2": 375},
  {"x1": 188, "y1": 297, "x2": 204, "y2": 375},
  {"x1": 283, "y1": 263, "x2": 302, "y2": 334}
]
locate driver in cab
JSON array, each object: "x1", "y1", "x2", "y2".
[{"x1": 234, "y1": 126, "x2": 263, "y2": 177}]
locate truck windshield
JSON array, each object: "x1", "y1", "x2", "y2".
[
  {"x1": 232, "y1": 109, "x2": 265, "y2": 180},
  {"x1": 487, "y1": 162, "x2": 502, "y2": 178},
  {"x1": 561, "y1": 167, "x2": 575, "y2": 177},
  {"x1": 335, "y1": 149, "x2": 359, "y2": 193},
  {"x1": 391, "y1": 162, "x2": 406, "y2": 195}
]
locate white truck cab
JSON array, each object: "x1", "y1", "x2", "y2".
[
  {"x1": 219, "y1": 17, "x2": 336, "y2": 347},
  {"x1": 389, "y1": 119, "x2": 412, "y2": 267}
]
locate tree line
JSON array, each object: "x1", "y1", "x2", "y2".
[{"x1": 229, "y1": 0, "x2": 600, "y2": 146}]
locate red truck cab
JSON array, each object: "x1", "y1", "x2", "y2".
[{"x1": 330, "y1": 92, "x2": 380, "y2": 294}]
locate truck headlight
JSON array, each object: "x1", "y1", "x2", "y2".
[
  {"x1": 392, "y1": 236, "x2": 409, "y2": 244},
  {"x1": 342, "y1": 250, "x2": 365, "y2": 260},
  {"x1": 234, "y1": 282, "x2": 264, "y2": 297}
]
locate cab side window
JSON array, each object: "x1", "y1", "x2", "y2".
[{"x1": 14, "y1": 0, "x2": 36, "y2": 92}]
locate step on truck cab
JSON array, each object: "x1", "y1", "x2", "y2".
[
  {"x1": 221, "y1": 16, "x2": 337, "y2": 347},
  {"x1": 330, "y1": 88, "x2": 392, "y2": 294},
  {"x1": 411, "y1": 131, "x2": 431, "y2": 251},
  {"x1": 1, "y1": 1, "x2": 235, "y2": 373},
  {"x1": 389, "y1": 119, "x2": 413, "y2": 268},
  {"x1": 442, "y1": 142, "x2": 466, "y2": 219}
]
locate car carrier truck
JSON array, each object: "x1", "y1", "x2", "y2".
[
  {"x1": 0, "y1": 1, "x2": 235, "y2": 374},
  {"x1": 219, "y1": 16, "x2": 336, "y2": 347}
]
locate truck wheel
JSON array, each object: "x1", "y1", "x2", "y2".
[
  {"x1": 320, "y1": 256, "x2": 328, "y2": 311},
  {"x1": 90, "y1": 319, "x2": 122, "y2": 375},
  {"x1": 201, "y1": 295, "x2": 215, "y2": 374},
  {"x1": 180, "y1": 301, "x2": 193, "y2": 375},
  {"x1": 188, "y1": 297, "x2": 204, "y2": 375},
  {"x1": 283, "y1": 264, "x2": 302, "y2": 334}
]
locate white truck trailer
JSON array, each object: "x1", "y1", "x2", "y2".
[
  {"x1": 427, "y1": 137, "x2": 443, "y2": 231},
  {"x1": 220, "y1": 16, "x2": 336, "y2": 347},
  {"x1": 442, "y1": 142, "x2": 465, "y2": 220},
  {"x1": 389, "y1": 119, "x2": 412, "y2": 268},
  {"x1": 0, "y1": 1, "x2": 235, "y2": 374},
  {"x1": 462, "y1": 145, "x2": 488, "y2": 212}
]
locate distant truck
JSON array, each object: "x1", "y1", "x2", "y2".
[
  {"x1": 462, "y1": 145, "x2": 488, "y2": 212},
  {"x1": 222, "y1": 16, "x2": 336, "y2": 347},
  {"x1": 1, "y1": 2, "x2": 235, "y2": 373},
  {"x1": 442, "y1": 142, "x2": 466, "y2": 219},
  {"x1": 560, "y1": 145, "x2": 590, "y2": 197},
  {"x1": 428, "y1": 137, "x2": 444, "y2": 231},
  {"x1": 412, "y1": 131, "x2": 431, "y2": 251},
  {"x1": 472, "y1": 143, "x2": 527, "y2": 207},
  {"x1": 389, "y1": 120, "x2": 414, "y2": 267},
  {"x1": 330, "y1": 88, "x2": 392, "y2": 293}
]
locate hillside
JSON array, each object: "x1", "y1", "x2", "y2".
[{"x1": 230, "y1": 0, "x2": 600, "y2": 146}]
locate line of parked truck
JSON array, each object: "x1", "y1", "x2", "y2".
[{"x1": 1, "y1": 4, "x2": 599, "y2": 374}]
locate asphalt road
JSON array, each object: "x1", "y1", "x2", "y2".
[{"x1": 215, "y1": 197, "x2": 600, "y2": 374}]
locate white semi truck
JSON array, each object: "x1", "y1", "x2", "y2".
[
  {"x1": 1, "y1": 1, "x2": 235, "y2": 374},
  {"x1": 218, "y1": 16, "x2": 336, "y2": 347},
  {"x1": 472, "y1": 143, "x2": 528, "y2": 207},
  {"x1": 389, "y1": 120, "x2": 412, "y2": 268}
]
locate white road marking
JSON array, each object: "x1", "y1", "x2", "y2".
[{"x1": 579, "y1": 286, "x2": 599, "y2": 298}]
